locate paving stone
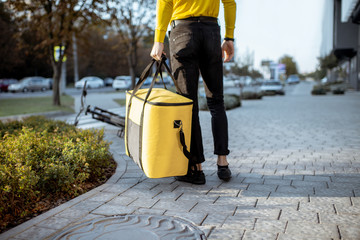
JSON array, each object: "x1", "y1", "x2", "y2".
[
  {"x1": 101, "y1": 183, "x2": 134, "y2": 193},
  {"x1": 254, "y1": 219, "x2": 287, "y2": 233},
  {"x1": 335, "y1": 204, "x2": 360, "y2": 215},
  {"x1": 207, "y1": 187, "x2": 243, "y2": 198},
  {"x1": 238, "y1": 189, "x2": 271, "y2": 198},
  {"x1": 235, "y1": 208, "x2": 280, "y2": 220},
  {"x1": 309, "y1": 196, "x2": 352, "y2": 206},
  {"x1": 201, "y1": 213, "x2": 229, "y2": 228},
  {"x1": 263, "y1": 179, "x2": 291, "y2": 186},
  {"x1": 286, "y1": 221, "x2": 340, "y2": 239},
  {"x1": 291, "y1": 180, "x2": 327, "y2": 188},
  {"x1": 213, "y1": 196, "x2": 257, "y2": 206},
  {"x1": 320, "y1": 213, "x2": 360, "y2": 225},
  {"x1": 338, "y1": 224, "x2": 360, "y2": 240},
  {"x1": 242, "y1": 229, "x2": 278, "y2": 240},
  {"x1": 54, "y1": 209, "x2": 89, "y2": 219},
  {"x1": 11, "y1": 226, "x2": 58, "y2": 240},
  {"x1": 86, "y1": 192, "x2": 119, "y2": 202},
  {"x1": 164, "y1": 211, "x2": 207, "y2": 226},
  {"x1": 134, "y1": 207, "x2": 166, "y2": 216},
  {"x1": 332, "y1": 176, "x2": 360, "y2": 184},
  {"x1": 208, "y1": 228, "x2": 244, "y2": 240},
  {"x1": 190, "y1": 202, "x2": 237, "y2": 215},
  {"x1": 107, "y1": 195, "x2": 137, "y2": 206},
  {"x1": 298, "y1": 202, "x2": 336, "y2": 214},
  {"x1": 277, "y1": 233, "x2": 336, "y2": 240},
  {"x1": 283, "y1": 175, "x2": 304, "y2": 181},
  {"x1": 303, "y1": 175, "x2": 331, "y2": 182},
  {"x1": 247, "y1": 183, "x2": 278, "y2": 192},
  {"x1": 69, "y1": 200, "x2": 104, "y2": 212},
  {"x1": 35, "y1": 216, "x2": 75, "y2": 230},
  {"x1": 352, "y1": 197, "x2": 360, "y2": 205},
  {"x1": 127, "y1": 197, "x2": 159, "y2": 208},
  {"x1": 280, "y1": 209, "x2": 317, "y2": 222},
  {"x1": 91, "y1": 204, "x2": 136, "y2": 216},
  {"x1": 276, "y1": 185, "x2": 315, "y2": 196},
  {"x1": 152, "y1": 199, "x2": 198, "y2": 212},
  {"x1": 314, "y1": 188, "x2": 354, "y2": 197},
  {"x1": 221, "y1": 216, "x2": 255, "y2": 230},
  {"x1": 263, "y1": 196, "x2": 308, "y2": 205}
]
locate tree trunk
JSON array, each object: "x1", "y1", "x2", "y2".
[
  {"x1": 52, "y1": 61, "x2": 62, "y2": 106},
  {"x1": 128, "y1": 40, "x2": 138, "y2": 89}
]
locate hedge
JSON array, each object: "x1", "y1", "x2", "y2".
[{"x1": 0, "y1": 116, "x2": 114, "y2": 230}]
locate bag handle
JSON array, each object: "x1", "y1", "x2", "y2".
[{"x1": 126, "y1": 56, "x2": 195, "y2": 171}]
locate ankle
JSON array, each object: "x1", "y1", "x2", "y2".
[
  {"x1": 217, "y1": 155, "x2": 228, "y2": 166},
  {"x1": 191, "y1": 164, "x2": 202, "y2": 171}
]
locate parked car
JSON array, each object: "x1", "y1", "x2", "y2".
[
  {"x1": 8, "y1": 76, "x2": 49, "y2": 92},
  {"x1": 104, "y1": 77, "x2": 114, "y2": 87},
  {"x1": 286, "y1": 74, "x2": 300, "y2": 84},
  {"x1": 321, "y1": 77, "x2": 328, "y2": 84},
  {"x1": 223, "y1": 76, "x2": 237, "y2": 88},
  {"x1": 44, "y1": 78, "x2": 53, "y2": 89},
  {"x1": 0, "y1": 78, "x2": 18, "y2": 92},
  {"x1": 112, "y1": 76, "x2": 132, "y2": 90},
  {"x1": 260, "y1": 80, "x2": 285, "y2": 95},
  {"x1": 75, "y1": 76, "x2": 104, "y2": 89}
]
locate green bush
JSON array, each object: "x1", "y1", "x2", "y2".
[
  {"x1": 199, "y1": 94, "x2": 241, "y2": 111},
  {"x1": 241, "y1": 91, "x2": 263, "y2": 100},
  {"x1": 311, "y1": 85, "x2": 327, "y2": 95},
  {"x1": 0, "y1": 116, "x2": 113, "y2": 228},
  {"x1": 332, "y1": 88, "x2": 345, "y2": 95}
]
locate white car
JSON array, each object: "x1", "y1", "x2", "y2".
[
  {"x1": 286, "y1": 75, "x2": 300, "y2": 84},
  {"x1": 112, "y1": 76, "x2": 132, "y2": 90},
  {"x1": 75, "y1": 76, "x2": 104, "y2": 89},
  {"x1": 260, "y1": 80, "x2": 285, "y2": 95},
  {"x1": 223, "y1": 76, "x2": 237, "y2": 88}
]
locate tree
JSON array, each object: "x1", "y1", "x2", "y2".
[
  {"x1": 226, "y1": 63, "x2": 263, "y2": 79},
  {"x1": 0, "y1": 2, "x2": 21, "y2": 78},
  {"x1": 279, "y1": 55, "x2": 298, "y2": 77},
  {"x1": 7, "y1": 0, "x2": 108, "y2": 106},
  {"x1": 110, "y1": 0, "x2": 156, "y2": 88}
]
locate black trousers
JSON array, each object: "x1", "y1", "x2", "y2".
[{"x1": 169, "y1": 19, "x2": 230, "y2": 164}]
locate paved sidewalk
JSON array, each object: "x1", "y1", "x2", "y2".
[{"x1": 1, "y1": 82, "x2": 360, "y2": 239}]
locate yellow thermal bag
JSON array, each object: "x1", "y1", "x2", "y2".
[{"x1": 125, "y1": 58, "x2": 193, "y2": 178}]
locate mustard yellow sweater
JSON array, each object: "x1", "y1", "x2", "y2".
[{"x1": 155, "y1": 0, "x2": 236, "y2": 42}]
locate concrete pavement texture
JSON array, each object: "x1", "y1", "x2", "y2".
[{"x1": 1, "y1": 82, "x2": 360, "y2": 240}]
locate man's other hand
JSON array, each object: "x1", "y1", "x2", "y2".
[{"x1": 221, "y1": 40, "x2": 234, "y2": 62}]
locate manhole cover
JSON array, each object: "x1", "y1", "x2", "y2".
[{"x1": 52, "y1": 214, "x2": 206, "y2": 240}]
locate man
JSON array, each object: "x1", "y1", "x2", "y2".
[{"x1": 151, "y1": 0, "x2": 236, "y2": 184}]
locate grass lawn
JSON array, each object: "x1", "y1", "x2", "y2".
[{"x1": 0, "y1": 95, "x2": 74, "y2": 117}]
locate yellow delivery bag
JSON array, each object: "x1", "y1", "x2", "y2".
[{"x1": 125, "y1": 58, "x2": 193, "y2": 178}]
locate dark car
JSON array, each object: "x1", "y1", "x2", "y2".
[{"x1": 0, "y1": 79, "x2": 18, "y2": 92}]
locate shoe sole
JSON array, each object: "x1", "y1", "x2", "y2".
[{"x1": 174, "y1": 177, "x2": 206, "y2": 185}]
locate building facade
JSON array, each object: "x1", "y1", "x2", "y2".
[{"x1": 332, "y1": 0, "x2": 360, "y2": 90}]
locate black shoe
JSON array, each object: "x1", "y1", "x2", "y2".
[
  {"x1": 175, "y1": 169, "x2": 206, "y2": 185},
  {"x1": 217, "y1": 165, "x2": 231, "y2": 181}
]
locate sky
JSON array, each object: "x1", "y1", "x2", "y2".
[{"x1": 218, "y1": 0, "x2": 328, "y2": 73}]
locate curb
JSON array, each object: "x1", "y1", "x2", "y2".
[{"x1": 0, "y1": 111, "x2": 74, "y2": 122}]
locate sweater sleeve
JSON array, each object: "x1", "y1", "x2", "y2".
[
  {"x1": 221, "y1": 0, "x2": 236, "y2": 39},
  {"x1": 154, "y1": 0, "x2": 173, "y2": 43}
]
